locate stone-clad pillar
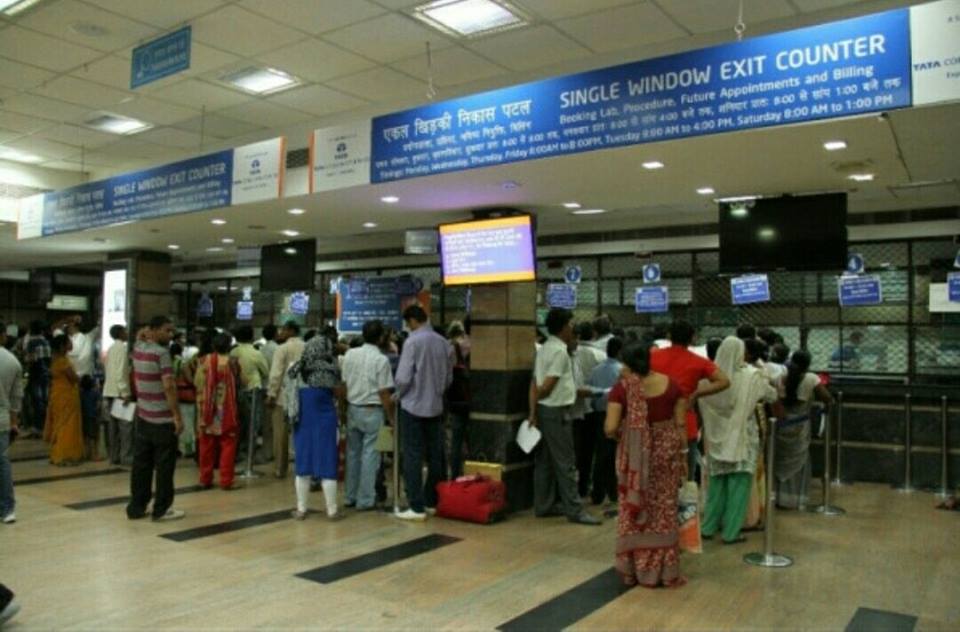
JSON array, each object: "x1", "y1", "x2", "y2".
[
  {"x1": 107, "y1": 251, "x2": 172, "y2": 328},
  {"x1": 466, "y1": 281, "x2": 537, "y2": 510}
]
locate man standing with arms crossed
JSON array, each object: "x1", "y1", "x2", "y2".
[{"x1": 127, "y1": 316, "x2": 184, "y2": 522}]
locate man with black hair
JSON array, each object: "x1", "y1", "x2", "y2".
[
  {"x1": 102, "y1": 324, "x2": 131, "y2": 465},
  {"x1": 23, "y1": 320, "x2": 50, "y2": 438},
  {"x1": 267, "y1": 320, "x2": 305, "y2": 478},
  {"x1": 258, "y1": 324, "x2": 279, "y2": 371},
  {"x1": 529, "y1": 308, "x2": 601, "y2": 525},
  {"x1": 571, "y1": 321, "x2": 604, "y2": 500},
  {"x1": 588, "y1": 336, "x2": 623, "y2": 509},
  {"x1": 231, "y1": 325, "x2": 269, "y2": 466},
  {"x1": 584, "y1": 314, "x2": 614, "y2": 354},
  {"x1": 394, "y1": 305, "x2": 453, "y2": 521},
  {"x1": 736, "y1": 323, "x2": 757, "y2": 340},
  {"x1": 0, "y1": 321, "x2": 23, "y2": 525}
]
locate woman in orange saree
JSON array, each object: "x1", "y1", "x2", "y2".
[{"x1": 43, "y1": 335, "x2": 85, "y2": 466}]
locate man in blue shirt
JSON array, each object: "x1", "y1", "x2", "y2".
[
  {"x1": 393, "y1": 305, "x2": 454, "y2": 521},
  {"x1": 588, "y1": 337, "x2": 623, "y2": 509}
]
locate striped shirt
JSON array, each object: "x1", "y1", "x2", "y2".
[{"x1": 133, "y1": 341, "x2": 174, "y2": 424}]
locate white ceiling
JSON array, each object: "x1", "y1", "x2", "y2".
[{"x1": 1, "y1": 0, "x2": 958, "y2": 270}]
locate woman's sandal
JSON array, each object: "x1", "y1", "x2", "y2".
[{"x1": 722, "y1": 536, "x2": 747, "y2": 545}]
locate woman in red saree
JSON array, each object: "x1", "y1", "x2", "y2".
[
  {"x1": 605, "y1": 341, "x2": 688, "y2": 588},
  {"x1": 195, "y1": 333, "x2": 240, "y2": 490}
]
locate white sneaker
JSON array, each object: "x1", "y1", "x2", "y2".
[
  {"x1": 0, "y1": 598, "x2": 20, "y2": 626},
  {"x1": 153, "y1": 509, "x2": 185, "y2": 522},
  {"x1": 2, "y1": 513, "x2": 15, "y2": 524},
  {"x1": 424, "y1": 507, "x2": 437, "y2": 516},
  {"x1": 394, "y1": 508, "x2": 427, "y2": 522}
]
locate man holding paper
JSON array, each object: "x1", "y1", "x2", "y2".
[
  {"x1": 102, "y1": 325, "x2": 133, "y2": 465},
  {"x1": 529, "y1": 308, "x2": 601, "y2": 526}
]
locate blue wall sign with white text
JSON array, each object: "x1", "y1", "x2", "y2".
[
  {"x1": 290, "y1": 292, "x2": 310, "y2": 316},
  {"x1": 131, "y1": 26, "x2": 191, "y2": 89},
  {"x1": 564, "y1": 265, "x2": 582, "y2": 284},
  {"x1": 370, "y1": 9, "x2": 910, "y2": 183},
  {"x1": 546, "y1": 283, "x2": 577, "y2": 309},
  {"x1": 731, "y1": 275, "x2": 771, "y2": 305},
  {"x1": 337, "y1": 276, "x2": 419, "y2": 333},
  {"x1": 236, "y1": 301, "x2": 254, "y2": 321},
  {"x1": 839, "y1": 274, "x2": 883, "y2": 306},
  {"x1": 643, "y1": 263, "x2": 662, "y2": 283},
  {"x1": 636, "y1": 286, "x2": 669, "y2": 313},
  {"x1": 947, "y1": 272, "x2": 960, "y2": 303},
  {"x1": 846, "y1": 253, "x2": 865, "y2": 274},
  {"x1": 197, "y1": 293, "x2": 213, "y2": 318}
]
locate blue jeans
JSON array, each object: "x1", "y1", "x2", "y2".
[
  {"x1": 0, "y1": 430, "x2": 15, "y2": 518},
  {"x1": 28, "y1": 379, "x2": 48, "y2": 433},
  {"x1": 345, "y1": 405, "x2": 384, "y2": 509},
  {"x1": 400, "y1": 409, "x2": 444, "y2": 513}
]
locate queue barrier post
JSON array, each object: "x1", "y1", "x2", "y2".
[
  {"x1": 809, "y1": 401, "x2": 845, "y2": 516},
  {"x1": 745, "y1": 416, "x2": 793, "y2": 568},
  {"x1": 938, "y1": 395, "x2": 950, "y2": 500},
  {"x1": 392, "y1": 409, "x2": 401, "y2": 515},
  {"x1": 895, "y1": 393, "x2": 914, "y2": 493},
  {"x1": 832, "y1": 391, "x2": 849, "y2": 487},
  {"x1": 239, "y1": 389, "x2": 264, "y2": 481}
]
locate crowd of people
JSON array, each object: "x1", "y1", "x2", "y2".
[{"x1": 529, "y1": 309, "x2": 834, "y2": 589}]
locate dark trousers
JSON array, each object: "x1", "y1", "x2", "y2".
[
  {"x1": 27, "y1": 379, "x2": 48, "y2": 433},
  {"x1": 534, "y1": 404, "x2": 582, "y2": 519},
  {"x1": 127, "y1": 419, "x2": 178, "y2": 519},
  {"x1": 400, "y1": 408, "x2": 444, "y2": 513},
  {"x1": 574, "y1": 413, "x2": 599, "y2": 498},
  {"x1": 591, "y1": 420, "x2": 617, "y2": 504}
]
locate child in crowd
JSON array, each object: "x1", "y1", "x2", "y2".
[{"x1": 79, "y1": 374, "x2": 101, "y2": 461}]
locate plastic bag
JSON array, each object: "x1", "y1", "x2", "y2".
[{"x1": 678, "y1": 481, "x2": 702, "y2": 554}]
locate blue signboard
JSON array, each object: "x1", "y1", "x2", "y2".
[
  {"x1": 289, "y1": 292, "x2": 310, "y2": 316},
  {"x1": 197, "y1": 293, "x2": 213, "y2": 318},
  {"x1": 546, "y1": 283, "x2": 577, "y2": 309},
  {"x1": 635, "y1": 286, "x2": 669, "y2": 313},
  {"x1": 131, "y1": 26, "x2": 191, "y2": 89},
  {"x1": 370, "y1": 9, "x2": 910, "y2": 183},
  {"x1": 643, "y1": 263, "x2": 661, "y2": 284},
  {"x1": 337, "y1": 276, "x2": 419, "y2": 333},
  {"x1": 846, "y1": 253, "x2": 865, "y2": 274},
  {"x1": 839, "y1": 274, "x2": 883, "y2": 306},
  {"x1": 236, "y1": 301, "x2": 254, "y2": 321},
  {"x1": 946, "y1": 272, "x2": 960, "y2": 303},
  {"x1": 564, "y1": 265, "x2": 582, "y2": 284},
  {"x1": 731, "y1": 275, "x2": 771, "y2": 305}
]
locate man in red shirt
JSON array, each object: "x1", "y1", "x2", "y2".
[{"x1": 650, "y1": 320, "x2": 730, "y2": 480}]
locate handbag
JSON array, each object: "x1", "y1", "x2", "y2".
[{"x1": 436, "y1": 475, "x2": 507, "y2": 524}]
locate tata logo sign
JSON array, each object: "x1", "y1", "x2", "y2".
[
  {"x1": 249, "y1": 158, "x2": 261, "y2": 175},
  {"x1": 335, "y1": 142, "x2": 348, "y2": 160}
]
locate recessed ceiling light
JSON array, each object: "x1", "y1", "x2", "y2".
[
  {"x1": 758, "y1": 227, "x2": 777, "y2": 240},
  {"x1": 206, "y1": 247, "x2": 224, "y2": 252},
  {"x1": 823, "y1": 140, "x2": 847, "y2": 151},
  {"x1": 0, "y1": 0, "x2": 44, "y2": 16},
  {"x1": 848, "y1": 173, "x2": 875, "y2": 182},
  {"x1": 69, "y1": 21, "x2": 111, "y2": 38},
  {"x1": 220, "y1": 66, "x2": 301, "y2": 95},
  {"x1": 696, "y1": 187, "x2": 715, "y2": 196},
  {"x1": 211, "y1": 218, "x2": 227, "y2": 225},
  {"x1": 717, "y1": 195, "x2": 759, "y2": 203},
  {"x1": 562, "y1": 202, "x2": 581, "y2": 209},
  {"x1": 641, "y1": 161, "x2": 664, "y2": 170},
  {"x1": 412, "y1": 0, "x2": 528, "y2": 38},
  {"x1": 362, "y1": 222, "x2": 378, "y2": 229},
  {"x1": 167, "y1": 244, "x2": 180, "y2": 250},
  {"x1": 281, "y1": 229, "x2": 300, "y2": 237},
  {"x1": 84, "y1": 112, "x2": 152, "y2": 135},
  {"x1": 0, "y1": 148, "x2": 43, "y2": 164},
  {"x1": 380, "y1": 196, "x2": 400, "y2": 204},
  {"x1": 284, "y1": 247, "x2": 297, "y2": 255},
  {"x1": 217, "y1": 286, "x2": 228, "y2": 291},
  {"x1": 572, "y1": 209, "x2": 606, "y2": 215},
  {"x1": 729, "y1": 205, "x2": 749, "y2": 218},
  {"x1": 287, "y1": 208, "x2": 305, "y2": 215},
  {"x1": 221, "y1": 237, "x2": 234, "y2": 244}
]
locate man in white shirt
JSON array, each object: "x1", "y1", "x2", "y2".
[
  {"x1": 256, "y1": 324, "x2": 279, "y2": 373},
  {"x1": 101, "y1": 325, "x2": 132, "y2": 465},
  {"x1": 529, "y1": 308, "x2": 601, "y2": 526},
  {"x1": 266, "y1": 321, "x2": 305, "y2": 478},
  {"x1": 0, "y1": 321, "x2": 24, "y2": 524},
  {"x1": 59, "y1": 316, "x2": 96, "y2": 378},
  {"x1": 570, "y1": 322, "x2": 605, "y2": 500},
  {"x1": 342, "y1": 320, "x2": 396, "y2": 511}
]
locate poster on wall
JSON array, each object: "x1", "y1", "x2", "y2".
[
  {"x1": 336, "y1": 276, "x2": 429, "y2": 334},
  {"x1": 101, "y1": 267, "x2": 128, "y2": 356},
  {"x1": 310, "y1": 120, "x2": 372, "y2": 193},
  {"x1": 731, "y1": 274, "x2": 771, "y2": 305}
]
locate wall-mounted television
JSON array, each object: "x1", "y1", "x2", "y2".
[
  {"x1": 439, "y1": 215, "x2": 536, "y2": 286},
  {"x1": 260, "y1": 238, "x2": 317, "y2": 291},
  {"x1": 719, "y1": 193, "x2": 848, "y2": 273}
]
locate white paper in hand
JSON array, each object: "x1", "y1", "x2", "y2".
[
  {"x1": 111, "y1": 399, "x2": 136, "y2": 422},
  {"x1": 516, "y1": 420, "x2": 542, "y2": 454}
]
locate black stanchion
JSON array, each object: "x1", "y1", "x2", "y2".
[
  {"x1": 239, "y1": 389, "x2": 264, "y2": 481},
  {"x1": 938, "y1": 395, "x2": 949, "y2": 500},
  {"x1": 895, "y1": 393, "x2": 914, "y2": 493},
  {"x1": 832, "y1": 391, "x2": 850, "y2": 487},
  {"x1": 745, "y1": 417, "x2": 793, "y2": 568}
]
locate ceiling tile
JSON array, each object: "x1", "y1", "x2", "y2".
[
  {"x1": 392, "y1": 45, "x2": 507, "y2": 88},
  {"x1": 98, "y1": 137, "x2": 179, "y2": 160},
  {"x1": 327, "y1": 66, "x2": 425, "y2": 101},
  {"x1": 0, "y1": 60, "x2": 55, "y2": 91},
  {"x1": 657, "y1": 0, "x2": 796, "y2": 34},
  {"x1": 33, "y1": 75, "x2": 133, "y2": 110},
  {"x1": 0, "y1": 127, "x2": 20, "y2": 144},
  {"x1": 267, "y1": 84, "x2": 368, "y2": 117},
  {"x1": 322, "y1": 13, "x2": 452, "y2": 63},
  {"x1": 33, "y1": 123, "x2": 118, "y2": 149},
  {"x1": 136, "y1": 126, "x2": 204, "y2": 149},
  {"x1": 791, "y1": 0, "x2": 863, "y2": 11},
  {"x1": 2, "y1": 94, "x2": 91, "y2": 124},
  {"x1": 239, "y1": 0, "x2": 385, "y2": 34},
  {"x1": 0, "y1": 26, "x2": 101, "y2": 72},
  {"x1": 4, "y1": 136, "x2": 79, "y2": 160},
  {"x1": 369, "y1": 0, "x2": 420, "y2": 8},
  {"x1": 192, "y1": 6, "x2": 305, "y2": 56},
  {"x1": 19, "y1": 0, "x2": 160, "y2": 52},
  {"x1": 216, "y1": 101, "x2": 315, "y2": 127},
  {"x1": 111, "y1": 96, "x2": 199, "y2": 125},
  {"x1": 518, "y1": 0, "x2": 645, "y2": 20},
  {"x1": 69, "y1": 55, "x2": 133, "y2": 91},
  {"x1": 67, "y1": 148, "x2": 143, "y2": 168},
  {"x1": 150, "y1": 79, "x2": 252, "y2": 110},
  {"x1": 173, "y1": 114, "x2": 264, "y2": 139},
  {"x1": 557, "y1": 3, "x2": 686, "y2": 53},
  {"x1": 260, "y1": 38, "x2": 376, "y2": 83},
  {"x1": 467, "y1": 25, "x2": 591, "y2": 72},
  {"x1": 0, "y1": 111, "x2": 53, "y2": 134},
  {"x1": 84, "y1": 0, "x2": 228, "y2": 30}
]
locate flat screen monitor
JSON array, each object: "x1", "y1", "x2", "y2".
[
  {"x1": 260, "y1": 238, "x2": 317, "y2": 291},
  {"x1": 718, "y1": 193, "x2": 847, "y2": 273},
  {"x1": 439, "y1": 215, "x2": 536, "y2": 286}
]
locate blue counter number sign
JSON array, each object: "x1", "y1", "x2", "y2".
[
  {"x1": 564, "y1": 265, "x2": 582, "y2": 284},
  {"x1": 643, "y1": 263, "x2": 661, "y2": 284},
  {"x1": 846, "y1": 253, "x2": 865, "y2": 275},
  {"x1": 197, "y1": 292, "x2": 213, "y2": 318},
  {"x1": 290, "y1": 292, "x2": 310, "y2": 316},
  {"x1": 236, "y1": 301, "x2": 253, "y2": 321}
]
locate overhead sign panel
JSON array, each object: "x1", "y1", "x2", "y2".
[
  {"x1": 909, "y1": 0, "x2": 960, "y2": 106},
  {"x1": 370, "y1": 8, "x2": 911, "y2": 183},
  {"x1": 131, "y1": 26, "x2": 191, "y2": 89},
  {"x1": 310, "y1": 120, "x2": 372, "y2": 193}
]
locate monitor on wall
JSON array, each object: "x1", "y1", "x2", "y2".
[
  {"x1": 439, "y1": 215, "x2": 536, "y2": 286},
  {"x1": 719, "y1": 192, "x2": 848, "y2": 273},
  {"x1": 260, "y1": 238, "x2": 317, "y2": 291}
]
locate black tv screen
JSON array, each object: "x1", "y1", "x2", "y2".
[
  {"x1": 260, "y1": 239, "x2": 316, "y2": 291},
  {"x1": 718, "y1": 193, "x2": 847, "y2": 273}
]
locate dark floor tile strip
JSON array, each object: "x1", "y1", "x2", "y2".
[
  {"x1": 498, "y1": 568, "x2": 630, "y2": 632},
  {"x1": 159, "y1": 509, "x2": 293, "y2": 542},
  {"x1": 15, "y1": 467, "x2": 126, "y2": 486},
  {"x1": 845, "y1": 607, "x2": 917, "y2": 632},
  {"x1": 65, "y1": 485, "x2": 207, "y2": 511},
  {"x1": 10, "y1": 455, "x2": 47, "y2": 463},
  {"x1": 296, "y1": 534, "x2": 462, "y2": 584}
]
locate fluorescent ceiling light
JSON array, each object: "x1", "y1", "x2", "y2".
[
  {"x1": 562, "y1": 202, "x2": 581, "y2": 209},
  {"x1": 848, "y1": 173, "x2": 875, "y2": 182},
  {"x1": 287, "y1": 208, "x2": 305, "y2": 215},
  {"x1": 717, "y1": 195, "x2": 759, "y2": 203},
  {"x1": 1, "y1": 0, "x2": 44, "y2": 16},
  {"x1": 696, "y1": 187, "x2": 715, "y2": 196},
  {"x1": 412, "y1": 0, "x2": 528, "y2": 38},
  {"x1": 572, "y1": 209, "x2": 606, "y2": 215},
  {"x1": 641, "y1": 161, "x2": 664, "y2": 170},
  {"x1": 380, "y1": 196, "x2": 400, "y2": 204},
  {"x1": 284, "y1": 247, "x2": 297, "y2": 255},
  {"x1": 207, "y1": 247, "x2": 224, "y2": 253},
  {"x1": 729, "y1": 205, "x2": 749, "y2": 218},
  {"x1": 0, "y1": 148, "x2": 43, "y2": 164},
  {"x1": 221, "y1": 237, "x2": 234, "y2": 244},
  {"x1": 221, "y1": 66, "x2": 300, "y2": 95},
  {"x1": 758, "y1": 227, "x2": 777, "y2": 240},
  {"x1": 85, "y1": 113, "x2": 152, "y2": 135},
  {"x1": 362, "y1": 222, "x2": 378, "y2": 229},
  {"x1": 281, "y1": 229, "x2": 300, "y2": 237},
  {"x1": 211, "y1": 218, "x2": 227, "y2": 225},
  {"x1": 167, "y1": 244, "x2": 180, "y2": 250},
  {"x1": 823, "y1": 140, "x2": 847, "y2": 151}
]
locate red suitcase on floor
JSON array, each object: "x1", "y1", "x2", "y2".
[{"x1": 436, "y1": 475, "x2": 507, "y2": 524}]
